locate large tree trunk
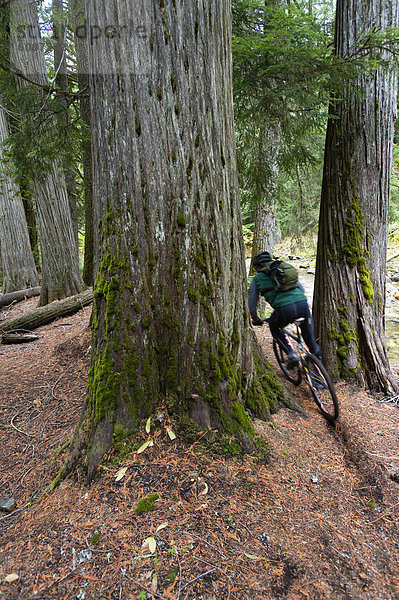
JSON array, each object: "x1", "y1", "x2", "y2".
[
  {"x1": 313, "y1": 0, "x2": 399, "y2": 394},
  {"x1": 9, "y1": 0, "x2": 85, "y2": 306},
  {"x1": 0, "y1": 102, "x2": 39, "y2": 292},
  {"x1": 62, "y1": 0, "x2": 282, "y2": 482}
]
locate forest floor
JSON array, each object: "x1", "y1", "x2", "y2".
[{"x1": 0, "y1": 298, "x2": 398, "y2": 600}]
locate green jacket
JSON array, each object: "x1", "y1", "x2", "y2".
[{"x1": 251, "y1": 271, "x2": 307, "y2": 309}]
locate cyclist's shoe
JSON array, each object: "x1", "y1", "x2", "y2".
[{"x1": 285, "y1": 352, "x2": 300, "y2": 369}]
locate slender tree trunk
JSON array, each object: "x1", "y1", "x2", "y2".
[
  {"x1": 252, "y1": 126, "x2": 280, "y2": 257},
  {"x1": 61, "y1": 0, "x2": 282, "y2": 482},
  {"x1": 0, "y1": 102, "x2": 39, "y2": 292},
  {"x1": 314, "y1": 0, "x2": 399, "y2": 394},
  {"x1": 21, "y1": 189, "x2": 39, "y2": 266},
  {"x1": 53, "y1": 0, "x2": 79, "y2": 248},
  {"x1": 9, "y1": 0, "x2": 85, "y2": 306},
  {"x1": 249, "y1": 0, "x2": 284, "y2": 260},
  {"x1": 70, "y1": 0, "x2": 94, "y2": 284},
  {"x1": 80, "y1": 85, "x2": 94, "y2": 285}
]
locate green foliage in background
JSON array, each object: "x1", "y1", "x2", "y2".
[
  {"x1": 0, "y1": 1, "x2": 87, "y2": 229},
  {"x1": 233, "y1": 0, "x2": 399, "y2": 245}
]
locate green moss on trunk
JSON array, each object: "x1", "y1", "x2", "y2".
[
  {"x1": 328, "y1": 306, "x2": 359, "y2": 377},
  {"x1": 342, "y1": 199, "x2": 374, "y2": 304}
]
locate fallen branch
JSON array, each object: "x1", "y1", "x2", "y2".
[
  {"x1": 0, "y1": 287, "x2": 41, "y2": 308},
  {"x1": 10, "y1": 412, "x2": 35, "y2": 437},
  {"x1": 365, "y1": 451, "x2": 399, "y2": 461},
  {"x1": 0, "y1": 332, "x2": 39, "y2": 344},
  {"x1": 0, "y1": 289, "x2": 93, "y2": 336}
]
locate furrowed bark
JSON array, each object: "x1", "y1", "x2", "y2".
[
  {"x1": 63, "y1": 0, "x2": 284, "y2": 482},
  {"x1": 0, "y1": 102, "x2": 39, "y2": 293},
  {"x1": 314, "y1": 0, "x2": 399, "y2": 394}
]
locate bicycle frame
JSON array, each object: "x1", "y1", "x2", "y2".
[
  {"x1": 279, "y1": 322, "x2": 319, "y2": 384},
  {"x1": 280, "y1": 322, "x2": 309, "y2": 363}
]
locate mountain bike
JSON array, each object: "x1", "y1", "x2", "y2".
[{"x1": 271, "y1": 319, "x2": 339, "y2": 422}]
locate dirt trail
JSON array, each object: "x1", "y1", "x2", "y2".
[{"x1": 0, "y1": 300, "x2": 398, "y2": 600}]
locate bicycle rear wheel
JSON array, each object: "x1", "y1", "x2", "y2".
[
  {"x1": 273, "y1": 340, "x2": 302, "y2": 385},
  {"x1": 303, "y1": 355, "x2": 339, "y2": 422}
]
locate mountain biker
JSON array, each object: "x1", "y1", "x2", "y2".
[{"x1": 249, "y1": 251, "x2": 321, "y2": 368}]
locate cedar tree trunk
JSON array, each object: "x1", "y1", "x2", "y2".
[
  {"x1": 9, "y1": 0, "x2": 85, "y2": 305},
  {"x1": 0, "y1": 101, "x2": 39, "y2": 292},
  {"x1": 70, "y1": 0, "x2": 94, "y2": 285},
  {"x1": 62, "y1": 0, "x2": 282, "y2": 481},
  {"x1": 251, "y1": 126, "x2": 280, "y2": 257},
  {"x1": 53, "y1": 0, "x2": 79, "y2": 248},
  {"x1": 314, "y1": 0, "x2": 399, "y2": 394}
]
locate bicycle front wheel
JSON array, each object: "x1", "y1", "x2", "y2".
[
  {"x1": 303, "y1": 355, "x2": 339, "y2": 422},
  {"x1": 273, "y1": 340, "x2": 302, "y2": 385}
]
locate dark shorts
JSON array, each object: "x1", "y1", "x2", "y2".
[{"x1": 268, "y1": 300, "x2": 321, "y2": 358}]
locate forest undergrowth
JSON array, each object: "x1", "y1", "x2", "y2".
[{"x1": 0, "y1": 298, "x2": 398, "y2": 600}]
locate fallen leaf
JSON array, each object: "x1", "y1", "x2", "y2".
[
  {"x1": 244, "y1": 552, "x2": 258, "y2": 560},
  {"x1": 137, "y1": 439, "x2": 154, "y2": 454},
  {"x1": 200, "y1": 482, "x2": 209, "y2": 495},
  {"x1": 145, "y1": 417, "x2": 151, "y2": 434},
  {"x1": 142, "y1": 536, "x2": 157, "y2": 554},
  {"x1": 115, "y1": 467, "x2": 128, "y2": 482},
  {"x1": 166, "y1": 427, "x2": 176, "y2": 440},
  {"x1": 155, "y1": 522, "x2": 168, "y2": 533},
  {"x1": 4, "y1": 574, "x2": 19, "y2": 583},
  {"x1": 152, "y1": 572, "x2": 158, "y2": 592}
]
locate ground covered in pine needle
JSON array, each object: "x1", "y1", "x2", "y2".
[{"x1": 0, "y1": 298, "x2": 398, "y2": 600}]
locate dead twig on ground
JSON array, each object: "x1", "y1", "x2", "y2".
[
  {"x1": 178, "y1": 568, "x2": 217, "y2": 595},
  {"x1": 10, "y1": 411, "x2": 35, "y2": 437},
  {"x1": 365, "y1": 451, "x2": 399, "y2": 460}
]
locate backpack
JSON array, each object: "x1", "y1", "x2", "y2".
[{"x1": 262, "y1": 260, "x2": 299, "y2": 292}]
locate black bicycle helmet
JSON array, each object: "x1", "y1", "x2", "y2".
[{"x1": 252, "y1": 251, "x2": 273, "y2": 269}]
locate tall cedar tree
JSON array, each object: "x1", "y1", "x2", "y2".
[
  {"x1": 59, "y1": 0, "x2": 283, "y2": 482},
  {"x1": 9, "y1": 0, "x2": 84, "y2": 305},
  {"x1": 314, "y1": 0, "x2": 399, "y2": 393},
  {"x1": 0, "y1": 102, "x2": 38, "y2": 292},
  {"x1": 69, "y1": 0, "x2": 94, "y2": 285},
  {"x1": 52, "y1": 0, "x2": 79, "y2": 248}
]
